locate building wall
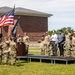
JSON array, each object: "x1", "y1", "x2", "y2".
[
  {"x1": 2, "y1": 15, "x2": 48, "y2": 41},
  {"x1": 2, "y1": 27, "x2": 8, "y2": 40}
]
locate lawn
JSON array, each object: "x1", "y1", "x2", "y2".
[
  {"x1": 0, "y1": 60, "x2": 75, "y2": 75},
  {"x1": 29, "y1": 47, "x2": 41, "y2": 54},
  {"x1": 28, "y1": 46, "x2": 59, "y2": 55},
  {"x1": 29, "y1": 47, "x2": 40, "y2": 50},
  {"x1": 0, "y1": 47, "x2": 75, "y2": 75}
]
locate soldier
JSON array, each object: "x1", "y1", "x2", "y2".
[
  {"x1": 10, "y1": 37, "x2": 17, "y2": 66},
  {"x1": 64, "y1": 29, "x2": 71, "y2": 57},
  {"x1": 23, "y1": 32, "x2": 30, "y2": 54},
  {"x1": 40, "y1": 37, "x2": 45, "y2": 55},
  {"x1": 71, "y1": 32, "x2": 75, "y2": 57},
  {"x1": 2, "y1": 37, "x2": 10, "y2": 65},
  {"x1": 44, "y1": 31, "x2": 51, "y2": 56},
  {"x1": 16, "y1": 34, "x2": 22, "y2": 43}
]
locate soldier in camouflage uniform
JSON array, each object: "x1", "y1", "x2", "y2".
[
  {"x1": 2, "y1": 37, "x2": 10, "y2": 65},
  {"x1": 10, "y1": 37, "x2": 17, "y2": 66},
  {"x1": 64, "y1": 29, "x2": 71, "y2": 57},
  {"x1": 23, "y1": 32, "x2": 30, "y2": 54},
  {"x1": 16, "y1": 34, "x2": 22, "y2": 43},
  {"x1": 40, "y1": 37, "x2": 45, "y2": 55},
  {"x1": 43, "y1": 32, "x2": 50, "y2": 56},
  {"x1": 71, "y1": 32, "x2": 75, "y2": 57},
  {"x1": 39, "y1": 33, "x2": 45, "y2": 55}
]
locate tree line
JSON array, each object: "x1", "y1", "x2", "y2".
[{"x1": 48, "y1": 27, "x2": 74, "y2": 35}]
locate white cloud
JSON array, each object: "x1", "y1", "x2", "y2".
[{"x1": 0, "y1": 0, "x2": 75, "y2": 12}]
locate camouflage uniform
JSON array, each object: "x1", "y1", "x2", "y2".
[
  {"x1": 40, "y1": 38, "x2": 45, "y2": 55},
  {"x1": 71, "y1": 33, "x2": 75, "y2": 57},
  {"x1": 17, "y1": 37, "x2": 22, "y2": 43},
  {"x1": 10, "y1": 40, "x2": 17, "y2": 65},
  {"x1": 23, "y1": 33, "x2": 30, "y2": 54},
  {"x1": 64, "y1": 31, "x2": 71, "y2": 57},
  {"x1": 2, "y1": 39, "x2": 10, "y2": 64},
  {"x1": 43, "y1": 32, "x2": 50, "y2": 56}
]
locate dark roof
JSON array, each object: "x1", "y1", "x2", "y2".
[{"x1": 0, "y1": 6, "x2": 52, "y2": 17}]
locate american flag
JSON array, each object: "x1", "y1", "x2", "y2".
[{"x1": 0, "y1": 9, "x2": 14, "y2": 28}]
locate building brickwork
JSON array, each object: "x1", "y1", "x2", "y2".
[{"x1": 2, "y1": 15, "x2": 48, "y2": 41}]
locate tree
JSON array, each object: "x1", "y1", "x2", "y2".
[{"x1": 48, "y1": 27, "x2": 74, "y2": 35}]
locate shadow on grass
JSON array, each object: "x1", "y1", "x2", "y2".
[
  {"x1": 16, "y1": 63, "x2": 24, "y2": 67},
  {"x1": 16, "y1": 60, "x2": 29, "y2": 67}
]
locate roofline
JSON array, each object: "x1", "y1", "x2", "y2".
[{"x1": 0, "y1": 6, "x2": 53, "y2": 17}]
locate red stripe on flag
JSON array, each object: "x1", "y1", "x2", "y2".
[{"x1": 0, "y1": 9, "x2": 14, "y2": 28}]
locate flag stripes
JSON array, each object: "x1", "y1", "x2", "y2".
[{"x1": 0, "y1": 9, "x2": 14, "y2": 28}]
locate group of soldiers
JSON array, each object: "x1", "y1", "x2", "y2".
[
  {"x1": 0, "y1": 32, "x2": 30, "y2": 65},
  {"x1": 17, "y1": 33, "x2": 30, "y2": 53},
  {"x1": 0, "y1": 37, "x2": 17, "y2": 65},
  {"x1": 0, "y1": 29, "x2": 75, "y2": 65},
  {"x1": 40, "y1": 29, "x2": 75, "y2": 57}
]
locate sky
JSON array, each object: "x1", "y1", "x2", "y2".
[{"x1": 0, "y1": 0, "x2": 75, "y2": 31}]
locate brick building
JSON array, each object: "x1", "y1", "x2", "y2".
[{"x1": 0, "y1": 7, "x2": 52, "y2": 41}]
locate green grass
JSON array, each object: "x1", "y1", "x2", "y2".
[
  {"x1": 28, "y1": 51, "x2": 40, "y2": 54},
  {"x1": 0, "y1": 60, "x2": 75, "y2": 75},
  {"x1": 28, "y1": 47, "x2": 59, "y2": 55},
  {"x1": 29, "y1": 47, "x2": 40, "y2": 50},
  {"x1": 0, "y1": 47, "x2": 75, "y2": 75},
  {"x1": 29, "y1": 47, "x2": 40, "y2": 54}
]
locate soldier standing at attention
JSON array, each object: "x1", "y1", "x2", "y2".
[
  {"x1": 10, "y1": 37, "x2": 17, "y2": 66},
  {"x1": 23, "y1": 32, "x2": 30, "y2": 54},
  {"x1": 2, "y1": 37, "x2": 10, "y2": 65},
  {"x1": 64, "y1": 29, "x2": 71, "y2": 57},
  {"x1": 44, "y1": 32, "x2": 50, "y2": 56},
  {"x1": 40, "y1": 37, "x2": 45, "y2": 55},
  {"x1": 16, "y1": 34, "x2": 22, "y2": 43},
  {"x1": 39, "y1": 33, "x2": 45, "y2": 55},
  {"x1": 71, "y1": 32, "x2": 75, "y2": 57}
]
